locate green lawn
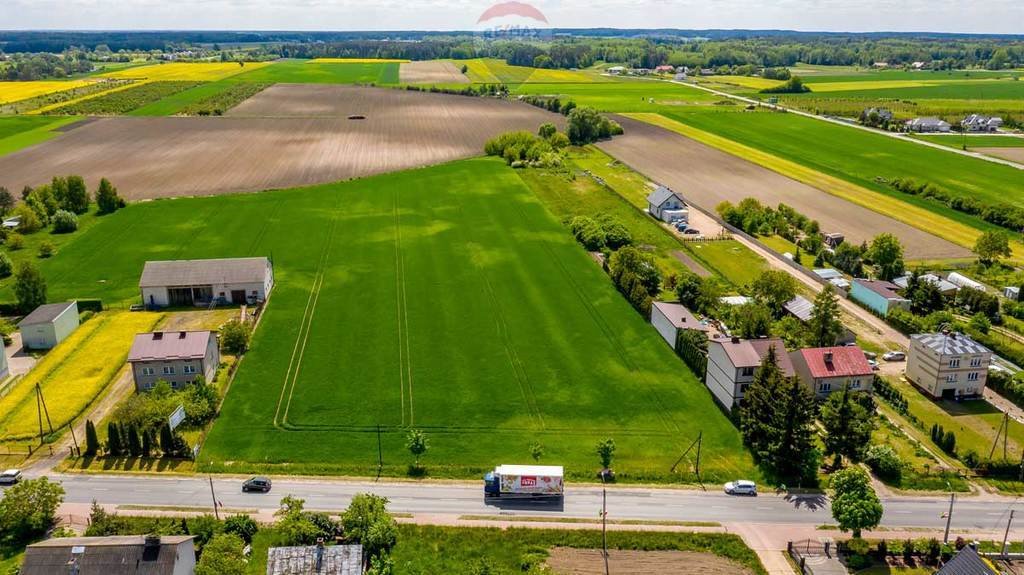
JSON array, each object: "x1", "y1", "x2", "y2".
[
  {"x1": 659, "y1": 108, "x2": 1024, "y2": 215},
  {"x1": 128, "y1": 79, "x2": 267, "y2": 116},
  {"x1": 26, "y1": 157, "x2": 733, "y2": 482},
  {"x1": 231, "y1": 59, "x2": 400, "y2": 84},
  {"x1": 0, "y1": 115, "x2": 82, "y2": 156},
  {"x1": 913, "y1": 134, "x2": 1024, "y2": 149},
  {"x1": 248, "y1": 524, "x2": 766, "y2": 575}
]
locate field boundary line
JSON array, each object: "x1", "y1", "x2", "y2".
[{"x1": 393, "y1": 189, "x2": 414, "y2": 427}]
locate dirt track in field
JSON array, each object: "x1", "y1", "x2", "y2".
[
  {"x1": 976, "y1": 147, "x2": 1024, "y2": 165},
  {"x1": 597, "y1": 115, "x2": 968, "y2": 260},
  {"x1": 399, "y1": 61, "x2": 470, "y2": 84},
  {"x1": 0, "y1": 86, "x2": 560, "y2": 200},
  {"x1": 545, "y1": 548, "x2": 753, "y2": 575}
]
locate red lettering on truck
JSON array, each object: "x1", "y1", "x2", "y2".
[{"x1": 520, "y1": 476, "x2": 537, "y2": 487}]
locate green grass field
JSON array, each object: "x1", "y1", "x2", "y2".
[
  {"x1": 232, "y1": 59, "x2": 400, "y2": 84},
  {"x1": 128, "y1": 79, "x2": 267, "y2": 116},
  {"x1": 0, "y1": 115, "x2": 82, "y2": 156},
  {"x1": 913, "y1": 134, "x2": 1024, "y2": 148},
  {"x1": 47, "y1": 81, "x2": 201, "y2": 115},
  {"x1": 513, "y1": 78, "x2": 722, "y2": 112},
  {"x1": 9, "y1": 157, "x2": 753, "y2": 482},
  {"x1": 658, "y1": 108, "x2": 1024, "y2": 214}
]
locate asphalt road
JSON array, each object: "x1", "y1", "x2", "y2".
[{"x1": 12, "y1": 473, "x2": 1022, "y2": 532}]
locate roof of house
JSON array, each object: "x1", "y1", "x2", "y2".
[
  {"x1": 936, "y1": 546, "x2": 997, "y2": 575},
  {"x1": 710, "y1": 337, "x2": 795, "y2": 375},
  {"x1": 645, "y1": 185, "x2": 683, "y2": 208},
  {"x1": 908, "y1": 116, "x2": 949, "y2": 126},
  {"x1": 139, "y1": 257, "x2": 270, "y2": 288},
  {"x1": 127, "y1": 331, "x2": 214, "y2": 363},
  {"x1": 853, "y1": 278, "x2": 907, "y2": 301},
  {"x1": 652, "y1": 301, "x2": 707, "y2": 331},
  {"x1": 783, "y1": 296, "x2": 814, "y2": 323},
  {"x1": 813, "y1": 268, "x2": 842, "y2": 280},
  {"x1": 267, "y1": 544, "x2": 363, "y2": 575},
  {"x1": 21, "y1": 535, "x2": 193, "y2": 575},
  {"x1": 18, "y1": 301, "x2": 77, "y2": 327},
  {"x1": 893, "y1": 273, "x2": 958, "y2": 293},
  {"x1": 912, "y1": 332, "x2": 991, "y2": 356},
  {"x1": 796, "y1": 346, "x2": 873, "y2": 380}
]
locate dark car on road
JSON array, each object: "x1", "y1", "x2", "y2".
[{"x1": 242, "y1": 476, "x2": 272, "y2": 493}]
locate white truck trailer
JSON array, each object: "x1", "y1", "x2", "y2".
[{"x1": 484, "y1": 464, "x2": 564, "y2": 499}]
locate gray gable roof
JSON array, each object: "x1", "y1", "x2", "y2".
[
  {"x1": 913, "y1": 332, "x2": 990, "y2": 356},
  {"x1": 18, "y1": 301, "x2": 77, "y2": 327},
  {"x1": 21, "y1": 535, "x2": 193, "y2": 575},
  {"x1": 645, "y1": 186, "x2": 683, "y2": 208},
  {"x1": 936, "y1": 546, "x2": 997, "y2": 575},
  {"x1": 140, "y1": 257, "x2": 269, "y2": 288}
]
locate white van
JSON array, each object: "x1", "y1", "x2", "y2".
[{"x1": 724, "y1": 480, "x2": 757, "y2": 496}]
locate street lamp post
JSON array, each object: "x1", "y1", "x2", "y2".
[
  {"x1": 943, "y1": 481, "x2": 955, "y2": 543},
  {"x1": 600, "y1": 469, "x2": 610, "y2": 575}
]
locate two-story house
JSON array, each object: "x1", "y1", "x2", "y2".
[
  {"x1": 907, "y1": 331, "x2": 991, "y2": 399},
  {"x1": 127, "y1": 330, "x2": 220, "y2": 392},
  {"x1": 705, "y1": 337, "x2": 794, "y2": 409},
  {"x1": 790, "y1": 346, "x2": 874, "y2": 398},
  {"x1": 645, "y1": 186, "x2": 688, "y2": 224}
]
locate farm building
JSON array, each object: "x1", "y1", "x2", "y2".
[
  {"x1": 706, "y1": 336, "x2": 793, "y2": 409},
  {"x1": 822, "y1": 232, "x2": 845, "y2": 250},
  {"x1": 20, "y1": 535, "x2": 195, "y2": 575},
  {"x1": 607, "y1": 66, "x2": 626, "y2": 75},
  {"x1": 813, "y1": 268, "x2": 843, "y2": 281},
  {"x1": 790, "y1": 346, "x2": 874, "y2": 398},
  {"x1": 1005, "y1": 286, "x2": 1020, "y2": 301},
  {"x1": 139, "y1": 256, "x2": 274, "y2": 308},
  {"x1": 654, "y1": 65, "x2": 675, "y2": 73},
  {"x1": 893, "y1": 273, "x2": 958, "y2": 296},
  {"x1": 905, "y1": 117, "x2": 950, "y2": 133},
  {"x1": 650, "y1": 301, "x2": 707, "y2": 349},
  {"x1": 850, "y1": 279, "x2": 910, "y2": 316},
  {"x1": 267, "y1": 542, "x2": 363, "y2": 575},
  {"x1": 962, "y1": 114, "x2": 1003, "y2": 132},
  {"x1": 946, "y1": 271, "x2": 985, "y2": 292},
  {"x1": 17, "y1": 301, "x2": 79, "y2": 350},
  {"x1": 907, "y1": 331, "x2": 991, "y2": 399},
  {"x1": 718, "y1": 295, "x2": 752, "y2": 307},
  {"x1": 127, "y1": 330, "x2": 220, "y2": 392},
  {"x1": 645, "y1": 186, "x2": 688, "y2": 223}
]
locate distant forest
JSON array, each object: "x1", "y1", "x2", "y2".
[{"x1": 2, "y1": 29, "x2": 1023, "y2": 73}]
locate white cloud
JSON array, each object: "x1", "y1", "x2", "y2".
[{"x1": 1, "y1": 0, "x2": 1021, "y2": 34}]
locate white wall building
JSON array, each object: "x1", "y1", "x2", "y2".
[{"x1": 139, "y1": 257, "x2": 274, "y2": 308}]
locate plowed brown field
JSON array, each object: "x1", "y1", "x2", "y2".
[
  {"x1": 598, "y1": 115, "x2": 967, "y2": 260},
  {"x1": 399, "y1": 61, "x2": 470, "y2": 84},
  {"x1": 0, "y1": 85, "x2": 559, "y2": 200}
]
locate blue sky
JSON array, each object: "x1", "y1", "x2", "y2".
[{"x1": 2, "y1": 0, "x2": 1022, "y2": 35}]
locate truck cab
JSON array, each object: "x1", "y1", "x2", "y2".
[{"x1": 483, "y1": 471, "x2": 501, "y2": 497}]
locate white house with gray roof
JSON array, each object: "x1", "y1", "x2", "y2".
[
  {"x1": 140, "y1": 257, "x2": 274, "y2": 308},
  {"x1": 650, "y1": 301, "x2": 707, "y2": 349},
  {"x1": 962, "y1": 114, "x2": 1003, "y2": 132},
  {"x1": 907, "y1": 331, "x2": 991, "y2": 399},
  {"x1": 906, "y1": 117, "x2": 951, "y2": 133},
  {"x1": 645, "y1": 186, "x2": 688, "y2": 223},
  {"x1": 18, "y1": 301, "x2": 79, "y2": 350}
]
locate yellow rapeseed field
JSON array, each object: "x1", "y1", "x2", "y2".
[
  {"x1": 0, "y1": 311, "x2": 163, "y2": 441},
  {"x1": 98, "y1": 61, "x2": 269, "y2": 82},
  {"x1": 310, "y1": 58, "x2": 409, "y2": 63},
  {"x1": 702, "y1": 75, "x2": 784, "y2": 90},
  {"x1": 0, "y1": 80, "x2": 92, "y2": 105}
]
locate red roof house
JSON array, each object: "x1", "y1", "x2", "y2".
[{"x1": 790, "y1": 346, "x2": 874, "y2": 398}]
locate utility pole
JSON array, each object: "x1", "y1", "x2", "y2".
[
  {"x1": 943, "y1": 491, "x2": 955, "y2": 543},
  {"x1": 209, "y1": 475, "x2": 220, "y2": 520},
  {"x1": 1003, "y1": 510, "x2": 1015, "y2": 558},
  {"x1": 601, "y1": 469, "x2": 610, "y2": 575}
]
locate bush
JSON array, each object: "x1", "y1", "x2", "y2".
[
  {"x1": 37, "y1": 240, "x2": 55, "y2": 258},
  {"x1": 846, "y1": 554, "x2": 871, "y2": 569},
  {"x1": 76, "y1": 298, "x2": 103, "y2": 312},
  {"x1": 6, "y1": 233, "x2": 24, "y2": 250},
  {"x1": 51, "y1": 209, "x2": 78, "y2": 233},
  {"x1": 569, "y1": 216, "x2": 605, "y2": 251},
  {"x1": 12, "y1": 204, "x2": 41, "y2": 234},
  {"x1": 0, "y1": 252, "x2": 11, "y2": 278},
  {"x1": 219, "y1": 320, "x2": 251, "y2": 355},
  {"x1": 864, "y1": 445, "x2": 903, "y2": 481}
]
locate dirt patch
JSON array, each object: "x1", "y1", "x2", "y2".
[
  {"x1": 976, "y1": 147, "x2": 1024, "y2": 165},
  {"x1": 597, "y1": 115, "x2": 968, "y2": 260},
  {"x1": 55, "y1": 117, "x2": 99, "y2": 132},
  {"x1": 545, "y1": 548, "x2": 754, "y2": 575},
  {"x1": 673, "y1": 251, "x2": 712, "y2": 277},
  {"x1": 399, "y1": 61, "x2": 470, "y2": 84},
  {"x1": 0, "y1": 86, "x2": 561, "y2": 200}
]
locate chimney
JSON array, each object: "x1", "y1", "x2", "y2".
[
  {"x1": 141, "y1": 535, "x2": 161, "y2": 562},
  {"x1": 315, "y1": 538, "x2": 325, "y2": 572},
  {"x1": 153, "y1": 332, "x2": 163, "y2": 340},
  {"x1": 731, "y1": 336, "x2": 740, "y2": 344},
  {"x1": 179, "y1": 331, "x2": 187, "y2": 339},
  {"x1": 824, "y1": 351, "x2": 833, "y2": 363}
]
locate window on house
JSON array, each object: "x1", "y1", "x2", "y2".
[
  {"x1": 851, "y1": 379, "x2": 860, "y2": 389},
  {"x1": 741, "y1": 367, "x2": 755, "y2": 377},
  {"x1": 183, "y1": 365, "x2": 197, "y2": 374},
  {"x1": 949, "y1": 358, "x2": 960, "y2": 368},
  {"x1": 820, "y1": 382, "x2": 831, "y2": 392},
  {"x1": 946, "y1": 374, "x2": 957, "y2": 383},
  {"x1": 144, "y1": 382, "x2": 154, "y2": 390},
  {"x1": 141, "y1": 367, "x2": 155, "y2": 376},
  {"x1": 968, "y1": 372, "x2": 979, "y2": 382},
  {"x1": 970, "y1": 357, "x2": 983, "y2": 367},
  {"x1": 740, "y1": 384, "x2": 750, "y2": 394},
  {"x1": 162, "y1": 366, "x2": 175, "y2": 375}
]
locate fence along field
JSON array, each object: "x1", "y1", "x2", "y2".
[
  {"x1": 0, "y1": 85, "x2": 561, "y2": 200},
  {"x1": 189, "y1": 158, "x2": 754, "y2": 481}
]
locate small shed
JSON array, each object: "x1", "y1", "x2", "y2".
[
  {"x1": 18, "y1": 301, "x2": 79, "y2": 350},
  {"x1": 267, "y1": 543, "x2": 363, "y2": 575},
  {"x1": 650, "y1": 301, "x2": 707, "y2": 349}
]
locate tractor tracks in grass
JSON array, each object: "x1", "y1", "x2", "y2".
[
  {"x1": 394, "y1": 189, "x2": 414, "y2": 428},
  {"x1": 273, "y1": 200, "x2": 341, "y2": 429}
]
